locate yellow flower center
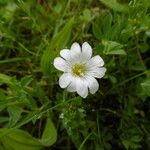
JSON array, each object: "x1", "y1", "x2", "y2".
[{"x1": 72, "y1": 64, "x2": 86, "y2": 76}]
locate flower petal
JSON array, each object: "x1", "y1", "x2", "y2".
[
  {"x1": 86, "y1": 76, "x2": 99, "y2": 94},
  {"x1": 70, "y1": 42, "x2": 81, "y2": 61},
  {"x1": 82, "y1": 42, "x2": 92, "y2": 60},
  {"x1": 67, "y1": 79, "x2": 76, "y2": 92},
  {"x1": 87, "y1": 55, "x2": 104, "y2": 69},
  {"x1": 60, "y1": 49, "x2": 70, "y2": 60},
  {"x1": 88, "y1": 67, "x2": 106, "y2": 78},
  {"x1": 70, "y1": 42, "x2": 81, "y2": 54},
  {"x1": 76, "y1": 78, "x2": 88, "y2": 98},
  {"x1": 59, "y1": 73, "x2": 71, "y2": 88},
  {"x1": 54, "y1": 57, "x2": 67, "y2": 71}
]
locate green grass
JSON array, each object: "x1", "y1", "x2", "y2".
[{"x1": 0, "y1": 0, "x2": 150, "y2": 149}]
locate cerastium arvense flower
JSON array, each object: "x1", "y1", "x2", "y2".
[{"x1": 54, "y1": 42, "x2": 106, "y2": 98}]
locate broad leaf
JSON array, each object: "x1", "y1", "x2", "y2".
[
  {"x1": 0, "y1": 118, "x2": 57, "y2": 150},
  {"x1": 41, "y1": 118, "x2": 57, "y2": 146},
  {"x1": 102, "y1": 40, "x2": 126, "y2": 55}
]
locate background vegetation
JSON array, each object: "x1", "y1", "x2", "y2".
[{"x1": 0, "y1": 0, "x2": 150, "y2": 149}]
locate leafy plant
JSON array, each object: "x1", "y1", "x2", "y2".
[{"x1": 0, "y1": 0, "x2": 150, "y2": 149}]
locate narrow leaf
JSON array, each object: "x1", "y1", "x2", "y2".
[
  {"x1": 40, "y1": 17, "x2": 75, "y2": 74},
  {"x1": 141, "y1": 79, "x2": 150, "y2": 96},
  {"x1": 100, "y1": 0, "x2": 129, "y2": 13}
]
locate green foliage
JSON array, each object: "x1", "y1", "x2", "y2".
[
  {"x1": 41, "y1": 17, "x2": 75, "y2": 74},
  {"x1": 41, "y1": 118, "x2": 57, "y2": 146},
  {"x1": 99, "y1": 0, "x2": 129, "y2": 13},
  {"x1": 141, "y1": 79, "x2": 150, "y2": 96},
  {"x1": 102, "y1": 40, "x2": 126, "y2": 55},
  {"x1": 59, "y1": 96, "x2": 88, "y2": 149},
  {"x1": 0, "y1": 118, "x2": 57, "y2": 150},
  {"x1": 0, "y1": 0, "x2": 150, "y2": 149},
  {"x1": 121, "y1": 127, "x2": 143, "y2": 150}
]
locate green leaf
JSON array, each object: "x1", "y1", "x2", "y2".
[
  {"x1": 92, "y1": 23, "x2": 102, "y2": 40},
  {"x1": 0, "y1": 118, "x2": 57, "y2": 150},
  {"x1": 0, "y1": 128, "x2": 42, "y2": 150},
  {"x1": 99, "y1": 0, "x2": 129, "y2": 13},
  {"x1": 102, "y1": 40, "x2": 126, "y2": 55},
  {"x1": 122, "y1": 139, "x2": 141, "y2": 150},
  {"x1": 0, "y1": 2, "x2": 18, "y2": 20},
  {"x1": 101, "y1": 13, "x2": 113, "y2": 36},
  {"x1": 0, "y1": 73, "x2": 12, "y2": 85},
  {"x1": 130, "y1": 135, "x2": 142, "y2": 142},
  {"x1": 0, "y1": 74, "x2": 21, "y2": 95},
  {"x1": 141, "y1": 79, "x2": 150, "y2": 96},
  {"x1": 0, "y1": 74, "x2": 31, "y2": 106},
  {"x1": 21, "y1": 75, "x2": 33, "y2": 87},
  {"x1": 7, "y1": 106, "x2": 22, "y2": 127},
  {"x1": 122, "y1": 140, "x2": 130, "y2": 149},
  {"x1": 40, "y1": 17, "x2": 75, "y2": 74},
  {"x1": 83, "y1": 9, "x2": 92, "y2": 21},
  {"x1": 92, "y1": 13, "x2": 112, "y2": 40},
  {"x1": 41, "y1": 118, "x2": 57, "y2": 146}
]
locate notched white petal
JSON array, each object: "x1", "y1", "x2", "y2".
[
  {"x1": 71, "y1": 42, "x2": 81, "y2": 53},
  {"x1": 60, "y1": 49, "x2": 70, "y2": 60},
  {"x1": 86, "y1": 76, "x2": 99, "y2": 94},
  {"x1": 88, "y1": 55, "x2": 104, "y2": 68},
  {"x1": 70, "y1": 43, "x2": 81, "y2": 60},
  {"x1": 54, "y1": 57, "x2": 67, "y2": 72},
  {"x1": 59, "y1": 73, "x2": 71, "y2": 88},
  {"x1": 89, "y1": 67, "x2": 106, "y2": 78},
  {"x1": 82, "y1": 42, "x2": 92, "y2": 60},
  {"x1": 67, "y1": 80, "x2": 76, "y2": 92},
  {"x1": 76, "y1": 78, "x2": 88, "y2": 98}
]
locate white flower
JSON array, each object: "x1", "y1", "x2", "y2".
[{"x1": 53, "y1": 42, "x2": 106, "y2": 98}]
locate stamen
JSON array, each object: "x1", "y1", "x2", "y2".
[{"x1": 72, "y1": 64, "x2": 86, "y2": 76}]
